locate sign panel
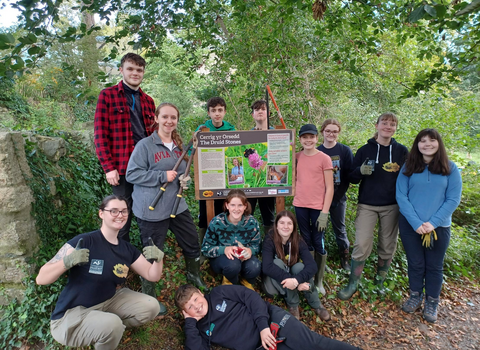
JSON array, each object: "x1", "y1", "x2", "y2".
[{"x1": 194, "y1": 130, "x2": 296, "y2": 200}]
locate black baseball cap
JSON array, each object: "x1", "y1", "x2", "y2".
[{"x1": 299, "y1": 124, "x2": 318, "y2": 136}]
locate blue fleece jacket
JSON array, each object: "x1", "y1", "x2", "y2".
[{"x1": 396, "y1": 161, "x2": 462, "y2": 230}]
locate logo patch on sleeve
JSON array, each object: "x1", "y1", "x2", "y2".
[{"x1": 89, "y1": 259, "x2": 104, "y2": 275}]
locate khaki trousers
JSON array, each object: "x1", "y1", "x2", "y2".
[
  {"x1": 351, "y1": 203, "x2": 399, "y2": 261},
  {"x1": 51, "y1": 288, "x2": 160, "y2": 350}
]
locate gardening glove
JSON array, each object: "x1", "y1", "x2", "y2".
[
  {"x1": 360, "y1": 158, "x2": 373, "y2": 175},
  {"x1": 179, "y1": 174, "x2": 191, "y2": 190},
  {"x1": 422, "y1": 230, "x2": 437, "y2": 249},
  {"x1": 316, "y1": 212, "x2": 329, "y2": 231},
  {"x1": 143, "y1": 237, "x2": 164, "y2": 261},
  {"x1": 63, "y1": 238, "x2": 89, "y2": 269}
]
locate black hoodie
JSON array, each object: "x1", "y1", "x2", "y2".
[{"x1": 350, "y1": 137, "x2": 408, "y2": 206}]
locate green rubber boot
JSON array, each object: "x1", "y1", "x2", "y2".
[
  {"x1": 375, "y1": 258, "x2": 392, "y2": 294},
  {"x1": 198, "y1": 228, "x2": 207, "y2": 264},
  {"x1": 185, "y1": 256, "x2": 209, "y2": 291},
  {"x1": 141, "y1": 277, "x2": 167, "y2": 316},
  {"x1": 314, "y1": 252, "x2": 327, "y2": 295},
  {"x1": 337, "y1": 259, "x2": 365, "y2": 300}
]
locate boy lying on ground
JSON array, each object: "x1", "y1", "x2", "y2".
[{"x1": 175, "y1": 284, "x2": 362, "y2": 350}]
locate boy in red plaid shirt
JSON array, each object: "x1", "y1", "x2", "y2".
[{"x1": 94, "y1": 53, "x2": 156, "y2": 241}]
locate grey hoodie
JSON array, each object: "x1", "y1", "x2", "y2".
[{"x1": 126, "y1": 132, "x2": 188, "y2": 221}]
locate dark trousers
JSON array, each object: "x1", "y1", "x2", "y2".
[
  {"x1": 111, "y1": 175, "x2": 133, "y2": 242},
  {"x1": 329, "y1": 198, "x2": 350, "y2": 252},
  {"x1": 267, "y1": 304, "x2": 361, "y2": 350},
  {"x1": 399, "y1": 215, "x2": 450, "y2": 299},
  {"x1": 136, "y1": 210, "x2": 200, "y2": 258},
  {"x1": 294, "y1": 206, "x2": 326, "y2": 255},
  {"x1": 210, "y1": 255, "x2": 261, "y2": 284},
  {"x1": 198, "y1": 199, "x2": 225, "y2": 228},
  {"x1": 248, "y1": 197, "x2": 275, "y2": 227},
  {"x1": 263, "y1": 260, "x2": 320, "y2": 309}
]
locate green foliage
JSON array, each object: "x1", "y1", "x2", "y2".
[
  {"x1": 0, "y1": 274, "x2": 64, "y2": 349},
  {"x1": 0, "y1": 77, "x2": 30, "y2": 123}
]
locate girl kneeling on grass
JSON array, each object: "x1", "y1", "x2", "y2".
[
  {"x1": 201, "y1": 189, "x2": 261, "y2": 290},
  {"x1": 262, "y1": 210, "x2": 331, "y2": 321},
  {"x1": 396, "y1": 128, "x2": 462, "y2": 323}
]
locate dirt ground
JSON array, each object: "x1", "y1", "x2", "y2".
[{"x1": 117, "y1": 277, "x2": 480, "y2": 350}]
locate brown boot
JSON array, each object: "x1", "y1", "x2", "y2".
[
  {"x1": 287, "y1": 305, "x2": 300, "y2": 319},
  {"x1": 313, "y1": 304, "x2": 331, "y2": 321}
]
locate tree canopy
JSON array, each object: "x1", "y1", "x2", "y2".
[{"x1": 1, "y1": 1, "x2": 479, "y2": 96}]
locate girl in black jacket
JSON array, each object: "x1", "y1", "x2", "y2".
[{"x1": 262, "y1": 210, "x2": 330, "y2": 321}]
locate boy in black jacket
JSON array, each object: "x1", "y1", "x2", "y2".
[{"x1": 175, "y1": 284, "x2": 361, "y2": 350}]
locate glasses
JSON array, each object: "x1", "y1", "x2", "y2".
[
  {"x1": 324, "y1": 130, "x2": 339, "y2": 135},
  {"x1": 103, "y1": 209, "x2": 129, "y2": 217}
]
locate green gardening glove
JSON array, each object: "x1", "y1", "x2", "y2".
[
  {"x1": 143, "y1": 237, "x2": 165, "y2": 262},
  {"x1": 360, "y1": 158, "x2": 373, "y2": 176},
  {"x1": 63, "y1": 238, "x2": 89, "y2": 270},
  {"x1": 316, "y1": 212, "x2": 329, "y2": 231}
]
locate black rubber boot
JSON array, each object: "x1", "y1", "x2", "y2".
[
  {"x1": 185, "y1": 256, "x2": 209, "y2": 291},
  {"x1": 337, "y1": 259, "x2": 365, "y2": 300},
  {"x1": 340, "y1": 248, "x2": 351, "y2": 271},
  {"x1": 141, "y1": 277, "x2": 167, "y2": 316},
  {"x1": 314, "y1": 252, "x2": 327, "y2": 295}
]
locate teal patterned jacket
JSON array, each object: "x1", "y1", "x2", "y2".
[{"x1": 201, "y1": 212, "x2": 261, "y2": 258}]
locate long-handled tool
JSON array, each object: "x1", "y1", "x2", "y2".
[
  {"x1": 266, "y1": 85, "x2": 287, "y2": 129},
  {"x1": 170, "y1": 131, "x2": 199, "y2": 218},
  {"x1": 148, "y1": 138, "x2": 194, "y2": 211}
]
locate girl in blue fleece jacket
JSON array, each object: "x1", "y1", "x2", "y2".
[{"x1": 396, "y1": 128, "x2": 462, "y2": 323}]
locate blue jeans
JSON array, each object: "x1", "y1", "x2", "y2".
[
  {"x1": 210, "y1": 255, "x2": 261, "y2": 284},
  {"x1": 329, "y1": 198, "x2": 350, "y2": 252},
  {"x1": 294, "y1": 207, "x2": 326, "y2": 254},
  {"x1": 399, "y1": 214, "x2": 450, "y2": 299}
]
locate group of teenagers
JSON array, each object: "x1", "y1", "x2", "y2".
[{"x1": 36, "y1": 53, "x2": 462, "y2": 350}]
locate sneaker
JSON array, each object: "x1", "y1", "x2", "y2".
[
  {"x1": 239, "y1": 278, "x2": 255, "y2": 291},
  {"x1": 423, "y1": 296, "x2": 439, "y2": 323},
  {"x1": 313, "y1": 306, "x2": 331, "y2": 321},
  {"x1": 402, "y1": 290, "x2": 423, "y2": 313},
  {"x1": 287, "y1": 305, "x2": 300, "y2": 319},
  {"x1": 222, "y1": 276, "x2": 232, "y2": 285}
]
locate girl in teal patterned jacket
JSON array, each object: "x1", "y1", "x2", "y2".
[{"x1": 201, "y1": 189, "x2": 261, "y2": 290}]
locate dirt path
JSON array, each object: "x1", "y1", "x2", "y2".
[{"x1": 118, "y1": 278, "x2": 480, "y2": 350}]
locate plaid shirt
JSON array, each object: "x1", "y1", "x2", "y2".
[{"x1": 94, "y1": 81, "x2": 156, "y2": 175}]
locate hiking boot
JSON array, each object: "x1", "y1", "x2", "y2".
[
  {"x1": 240, "y1": 278, "x2": 255, "y2": 291},
  {"x1": 313, "y1": 304, "x2": 331, "y2": 321},
  {"x1": 314, "y1": 252, "x2": 328, "y2": 295},
  {"x1": 340, "y1": 248, "x2": 351, "y2": 271},
  {"x1": 338, "y1": 259, "x2": 365, "y2": 300},
  {"x1": 222, "y1": 276, "x2": 232, "y2": 285},
  {"x1": 287, "y1": 305, "x2": 300, "y2": 319},
  {"x1": 423, "y1": 296, "x2": 439, "y2": 323},
  {"x1": 402, "y1": 290, "x2": 423, "y2": 313}
]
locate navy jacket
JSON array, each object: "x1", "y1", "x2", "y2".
[{"x1": 184, "y1": 285, "x2": 270, "y2": 350}]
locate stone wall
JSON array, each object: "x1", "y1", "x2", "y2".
[{"x1": 0, "y1": 132, "x2": 39, "y2": 305}]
